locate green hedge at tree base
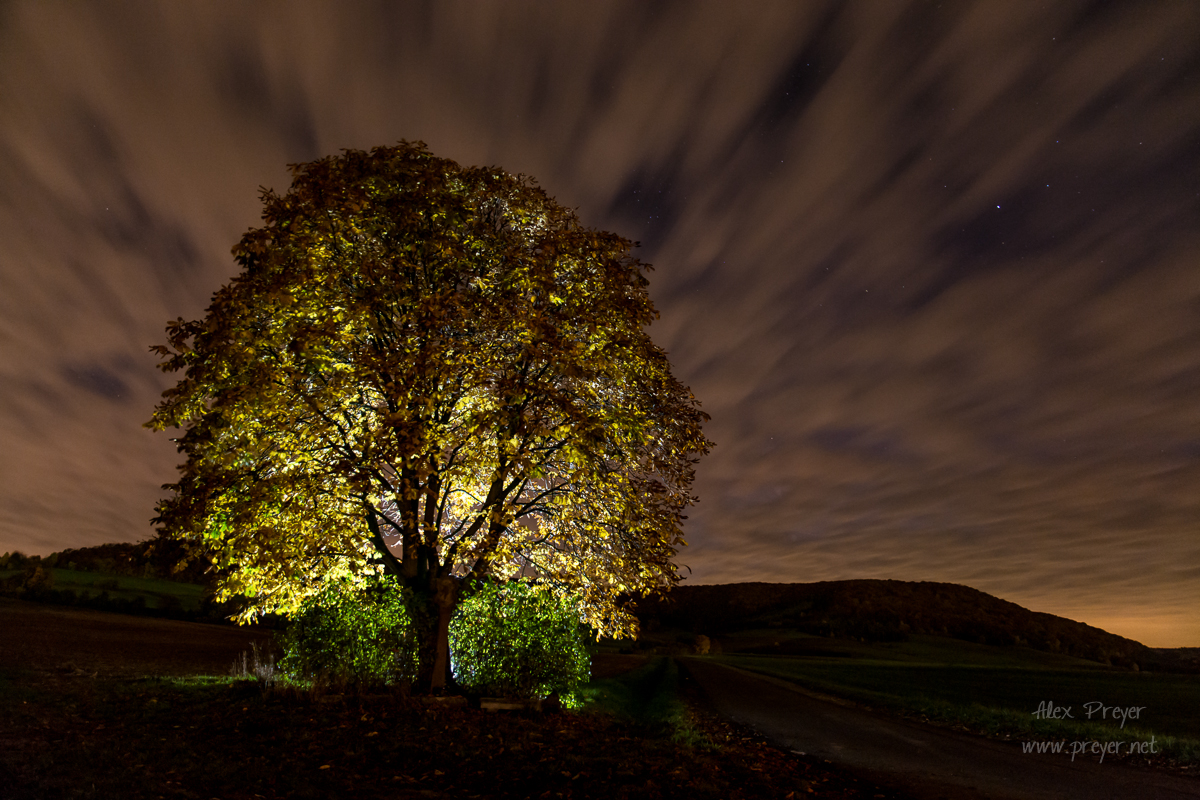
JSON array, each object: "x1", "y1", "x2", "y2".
[
  {"x1": 278, "y1": 578, "x2": 591, "y2": 703},
  {"x1": 278, "y1": 577, "x2": 418, "y2": 689},
  {"x1": 450, "y1": 581, "x2": 591, "y2": 706}
]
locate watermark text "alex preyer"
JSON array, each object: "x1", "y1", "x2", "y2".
[{"x1": 1032, "y1": 700, "x2": 1146, "y2": 728}]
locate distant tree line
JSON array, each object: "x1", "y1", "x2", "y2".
[
  {"x1": 0, "y1": 536, "x2": 247, "y2": 624},
  {"x1": 0, "y1": 536, "x2": 213, "y2": 584}
]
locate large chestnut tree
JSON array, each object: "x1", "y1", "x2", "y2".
[{"x1": 147, "y1": 143, "x2": 710, "y2": 692}]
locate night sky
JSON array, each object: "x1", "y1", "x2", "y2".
[{"x1": 2, "y1": 2, "x2": 1197, "y2": 646}]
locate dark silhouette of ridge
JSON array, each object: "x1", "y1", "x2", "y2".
[{"x1": 636, "y1": 579, "x2": 1195, "y2": 672}]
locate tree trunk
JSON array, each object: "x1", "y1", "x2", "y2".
[
  {"x1": 366, "y1": 512, "x2": 460, "y2": 694},
  {"x1": 430, "y1": 576, "x2": 460, "y2": 692},
  {"x1": 413, "y1": 575, "x2": 461, "y2": 694}
]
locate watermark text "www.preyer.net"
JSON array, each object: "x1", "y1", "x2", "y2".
[{"x1": 1021, "y1": 737, "x2": 1158, "y2": 763}]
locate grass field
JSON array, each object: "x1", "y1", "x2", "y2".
[
  {"x1": 718, "y1": 628, "x2": 1118, "y2": 668},
  {"x1": 705, "y1": 633, "x2": 1200, "y2": 762},
  {"x1": 0, "y1": 567, "x2": 206, "y2": 610},
  {"x1": 582, "y1": 657, "x2": 710, "y2": 746}
]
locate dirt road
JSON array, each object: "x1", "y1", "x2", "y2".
[{"x1": 683, "y1": 658, "x2": 1200, "y2": 800}]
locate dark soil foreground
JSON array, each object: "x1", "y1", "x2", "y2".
[{"x1": 0, "y1": 598, "x2": 904, "y2": 799}]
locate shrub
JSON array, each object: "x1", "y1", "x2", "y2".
[
  {"x1": 1, "y1": 551, "x2": 28, "y2": 570},
  {"x1": 450, "y1": 581, "x2": 591, "y2": 706},
  {"x1": 278, "y1": 577, "x2": 418, "y2": 688},
  {"x1": 22, "y1": 565, "x2": 55, "y2": 593}
]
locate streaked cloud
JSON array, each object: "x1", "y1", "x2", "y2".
[{"x1": 1, "y1": 1, "x2": 1196, "y2": 644}]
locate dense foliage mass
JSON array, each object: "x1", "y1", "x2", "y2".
[
  {"x1": 278, "y1": 578, "x2": 418, "y2": 687},
  {"x1": 449, "y1": 581, "x2": 591, "y2": 704},
  {"x1": 279, "y1": 579, "x2": 591, "y2": 700},
  {"x1": 147, "y1": 142, "x2": 710, "y2": 690}
]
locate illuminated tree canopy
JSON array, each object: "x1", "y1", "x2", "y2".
[{"x1": 147, "y1": 142, "x2": 711, "y2": 691}]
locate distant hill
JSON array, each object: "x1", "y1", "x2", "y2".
[
  {"x1": 7, "y1": 542, "x2": 1195, "y2": 673},
  {"x1": 635, "y1": 579, "x2": 1180, "y2": 671}
]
